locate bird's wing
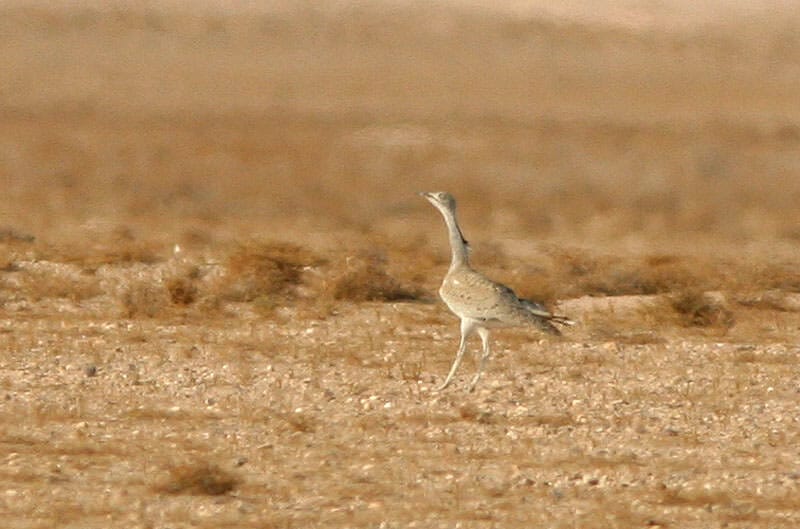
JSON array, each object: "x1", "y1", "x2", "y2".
[
  {"x1": 440, "y1": 269, "x2": 537, "y2": 321},
  {"x1": 440, "y1": 268, "x2": 571, "y2": 333}
]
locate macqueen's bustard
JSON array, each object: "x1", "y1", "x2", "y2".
[{"x1": 420, "y1": 191, "x2": 574, "y2": 391}]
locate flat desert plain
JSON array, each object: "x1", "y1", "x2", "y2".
[{"x1": 2, "y1": 1, "x2": 800, "y2": 527}]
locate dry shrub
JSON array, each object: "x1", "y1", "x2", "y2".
[
  {"x1": 273, "y1": 410, "x2": 316, "y2": 433},
  {"x1": 121, "y1": 281, "x2": 170, "y2": 318},
  {"x1": 542, "y1": 248, "x2": 639, "y2": 298},
  {"x1": 16, "y1": 269, "x2": 103, "y2": 302},
  {"x1": 0, "y1": 247, "x2": 20, "y2": 292},
  {"x1": 736, "y1": 290, "x2": 800, "y2": 312},
  {"x1": 459, "y1": 404, "x2": 495, "y2": 424},
  {"x1": 330, "y1": 251, "x2": 423, "y2": 302},
  {"x1": 88, "y1": 244, "x2": 163, "y2": 266},
  {"x1": 400, "y1": 412, "x2": 455, "y2": 427},
  {"x1": 527, "y1": 414, "x2": 575, "y2": 428},
  {"x1": 459, "y1": 403, "x2": 480, "y2": 421},
  {"x1": 660, "y1": 486, "x2": 734, "y2": 508},
  {"x1": 670, "y1": 290, "x2": 735, "y2": 328},
  {"x1": 219, "y1": 242, "x2": 319, "y2": 302},
  {"x1": 399, "y1": 360, "x2": 423, "y2": 381},
  {"x1": 546, "y1": 246, "x2": 602, "y2": 279},
  {"x1": 156, "y1": 462, "x2": 239, "y2": 496},
  {"x1": 38, "y1": 229, "x2": 164, "y2": 267},
  {"x1": 0, "y1": 227, "x2": 35, "y2": 243},
  {"x1": 733, "y1": 349, "x2": 796, "y2": 364},
  {"x1": 506, "y1": 267, "x2": 560, "y2": 307},
  {"x1": 251, "y1": 294, "x2": 279, "y2": 315},
  {"x1": 166, "y1": 276, "x2": 197, "y2": 305},
  {"x1": 749, "y1": 262, "x2": 800, "y2": 292},
  {"x1": 0, "y1": 257, "x2": 18, "y2": 272},
  {"x1": 582, "y1": 255, "x2": 701, "y2": 297},
  {"x1": 543, "y1": 248, "x2": 718, "y2": 299},
  {"x1": 165, "y1": 266, "x2": 201, "y2": 305}
]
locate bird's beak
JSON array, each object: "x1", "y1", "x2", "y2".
[{"x1": 418, "y1": 192, "x2": 432, "y2": 199}]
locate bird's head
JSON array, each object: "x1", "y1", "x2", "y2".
[
  {"x1": 419, "y1": 191, "x2": 456, "y2": 212},
  {"x1": 419, "y1": 191, "x2": 469, "y2": 250}
]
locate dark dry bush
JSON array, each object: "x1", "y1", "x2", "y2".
[
  {"x1": 155, "y1": 462, "x2": 239, "y2": 496},
  {"x1": 166, "y1": 276, "x2": 197, "y2": 305},
  {"x1": 580, "y1": 269, "x2": 662, "y2": 296},
  {"x1": 330, "y1": 251, "x2": 423, "y2": 302},
  {"x1": 458, "y1": 404, "x2": 494, "y2": 424},
  {"x1": 220, "y1": 242, "x2": 321, "y2": 302},
  {"x1": 274, "y1": 411, "x2": 316, "y2": 433},
  {"x1": 750, "y1": 262, "x2": 800, "y2": 292},
  {"x1": 528, "y1": 414, "x2": 576, "y2": 428},
  {"x1": 670, "y1": 290, "x2": 735, "y2": 328},
  {"x1": 121, "y1": 281, "x2": 169, "y2": 318},
  {"x1": 15, "y1": 270, "x2": 104, "y2": 302},
  {"x1": 0, "y1": 227, "x2": 35, "y2": 243},
  {"x1": 575, "y1": 255, "x2": 703, "y2": 297},
  {"x1": 36, "y1": 236, "x2": 164, "y2": 267}
]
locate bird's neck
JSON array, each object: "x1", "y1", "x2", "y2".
[{"x1": 440, "y1": 207, "x2": 470, "y2": 271}]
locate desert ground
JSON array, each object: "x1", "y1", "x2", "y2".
[{"x1": 2, "y1": 1, "x2": 800, "y2": 527}]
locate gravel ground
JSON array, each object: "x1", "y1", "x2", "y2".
[{"x1": 2, "y1": 1, "x2": 800, "y2": 527}]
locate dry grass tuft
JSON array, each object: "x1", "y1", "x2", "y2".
[
  {"x1": 580, "y1": 255, "x2": 700, "y2": 297},
  {"x1": 733, "y1": 349, "x2": 796, "y2": 364},
  {"x1": 750, "y1": 262, "x2": 800, "y2": 292},
  {"x1": 670, "y1": 290, "x2": 735, "y2": 328},
  {"x1": 459, "y1": 404, "x2": 495, "y2": 424},
  {"x1": 20, "y1": 271, "x2": 103, "y2": 302},
  {"x1": 121, "y1": 281, "x2": 170, "y2": 318},
  {"x1": 274, "y1": 410, "x2": 317, "y2": 433},
  {"x1": 38, "y1": 232, "x2": 164, "y2": 267},
  {"x1": 0, "y1": 251, "x2": 18, "y2": 272},
  {"x1": 399, "y1": 360, "x2": 423, "y2": 381},
  {"x1": 660, "y1": 486, "x2": 735, "y2": 508},
  {"x1": 534, "y1": 248, "x2": 674, "y2": 299},
  {"x1": 166, "y1": 276, "x2": 197, "y2": 305},
  {"x1": 90, "y1": 244, "x2": 164, "y2": 267},
  {"x1": 538, "y1": 249, "x2": 742, "y2": 301},
  {"x1": 737, "y1": 290, "x2": 800, "y2": 312},
  {"x1": 156, "y1": 462, "x2": 239, "y2": 496},
  {"x1": 330, "y1": 251, "x2": 424, "y2": 302},
  {"x1": 0, "y1": 227, "x2": 35, "y2": 243},
  {"x1": 165, "y1": 267, "x2": 201, "y2": 305},
  {"x1": 219, "y1": 242, "x2": 320, "y2": 302}
]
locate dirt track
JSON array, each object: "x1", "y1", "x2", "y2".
[{"x1": 2, "y1": 2, "x2": 800, "y2": 528}]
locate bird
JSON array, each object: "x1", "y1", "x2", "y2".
[{"x1": 419, "y1": 191, "x2": 574, "y2": 391}]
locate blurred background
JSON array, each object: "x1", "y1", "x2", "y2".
[{"x1": 1, "y1": 0, "x2": 799, "y2": 254}]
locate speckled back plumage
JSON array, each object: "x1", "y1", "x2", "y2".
[{"x1": 440, "y1": 266, "x2": 562, "y2": 335}]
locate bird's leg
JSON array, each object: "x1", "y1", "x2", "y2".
[
  {"x1": 468, "y1": 327, "x2": 491, "y2": 392},
  {"x1": 437, "y1": 319, "x2": 475, "y2": 391}
]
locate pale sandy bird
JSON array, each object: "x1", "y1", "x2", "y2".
[{"x1": 420, "y1": 191, "x2": 574, "y2": 391}]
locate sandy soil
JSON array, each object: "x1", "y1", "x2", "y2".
[{"x1": 2, "y1": 2, "x2": 800, "y2": 528}]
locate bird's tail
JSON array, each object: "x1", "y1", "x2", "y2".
[
  {"x1": 548, "y1": 314, "x2": 576, "y2": 327},
  {"x1": 520, "y1": 299, "x2": 575, "y2": 335}
]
